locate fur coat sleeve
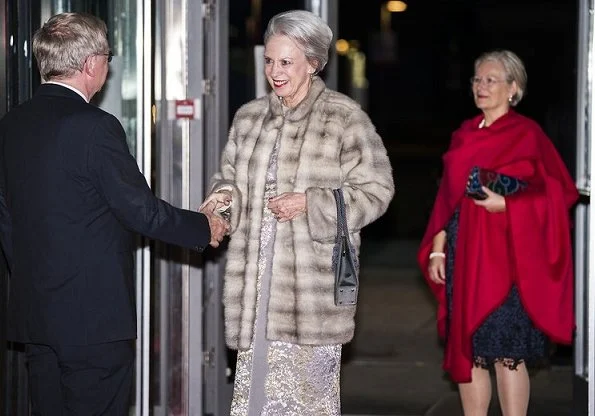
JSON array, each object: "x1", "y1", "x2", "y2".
[{"x1": 305, "y1": 104, "x2": 395, "y2": 243}]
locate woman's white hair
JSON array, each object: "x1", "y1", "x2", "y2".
[
  {"x1": 475, "y1": 49, "x2": 527, "y2": 106},
  {"x1": 264, "y1": 10, "x2": 333, "y2": 74}
]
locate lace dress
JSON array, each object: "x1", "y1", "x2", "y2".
[
  {"x1": 445, "y1": 209, "x2": 548, "y2": 369},
  {"x1": 229, "y1": 133, "x2": 342, "y2": 416}
]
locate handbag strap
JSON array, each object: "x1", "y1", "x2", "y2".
[{"x1": 333, "y1": 188, "x2": 350, "y2": 243}]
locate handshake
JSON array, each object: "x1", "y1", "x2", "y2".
[{"x1": 199, "y1": 190, "x2": 232, "y2": 248}]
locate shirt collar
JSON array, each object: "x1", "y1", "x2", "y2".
[{"x1": 45, "y1": 81, "x2": 89, "y2": 103}]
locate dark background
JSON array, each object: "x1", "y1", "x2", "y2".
[
  {"x1": 341, "y1": 0, "x2": 578, "y2": 240},
  {"x1": 229, "y1": 0, "x2": 578, "y2": 241}
]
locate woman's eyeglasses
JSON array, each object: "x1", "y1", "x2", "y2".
[{"x1": 470, "y1": 76, "x2": 507, "y2": 87}]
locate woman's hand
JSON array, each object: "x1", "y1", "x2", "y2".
[
  {"x1": 199, "y1": 201, "x2": 231, "y2": 247},
  {"x1": 428, "y1": 256, "x2": 446, "y2": 285},
  {"x1": 267, "y1": 192, "x2": 306, "y2": 222},
  {"x1": 473, "y1": 187, "x2": 506, "y2": 213},
  {"x1": 199, "y1": 190, "x2": 232, "y2": 212}
]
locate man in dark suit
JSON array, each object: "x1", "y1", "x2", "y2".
[{"x1": 0, "y1": 12, "x2": 229, "y2": 415}]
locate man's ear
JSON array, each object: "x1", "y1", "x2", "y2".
[{"x1": 83, "y1": 55, "x2": 98, "y2": 77}]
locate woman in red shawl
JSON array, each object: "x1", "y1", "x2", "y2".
[{"x1": 418, "y1": 50, "x2": 578, "y2": 415}]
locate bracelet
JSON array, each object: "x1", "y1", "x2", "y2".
[{"x1": 429, "y1": 252, "x2": 446, "y2": 260}]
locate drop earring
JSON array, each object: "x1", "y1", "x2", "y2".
[{"x1": 508, "y1": 96, "x2": 513, "y2": 103}]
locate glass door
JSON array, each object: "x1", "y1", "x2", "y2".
[{"x1": 39, "y1": 0, "x2": 142, "y2": 154}]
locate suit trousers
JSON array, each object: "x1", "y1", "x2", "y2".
[{"x1": 25, "y1": 340, "x2": 134, "y2": 416}]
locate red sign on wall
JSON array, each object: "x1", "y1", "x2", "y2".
[{"x1": 175, "y1": 99, "x2": 195, "y2": 119}]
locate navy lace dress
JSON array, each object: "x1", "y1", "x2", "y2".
[{"x1": 445, "y1": 209, "x2": 548, "y2": 369}]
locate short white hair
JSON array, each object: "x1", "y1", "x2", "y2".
[
  {"x1": 264, "y1": 10, "x2": 333, "y2": 74},
  {"x1": 475, "y1": 50, "x2": 527, "y2": 106}
]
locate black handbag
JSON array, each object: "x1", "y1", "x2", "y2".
[
  {"x1": 331, "y1": 188, "x2": 359, "y2": 306},
  {"x1": 465, "y1": 166, "x2": 528, "y2": 200}
]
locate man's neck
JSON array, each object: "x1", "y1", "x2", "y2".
[{"x1": 46, "y1": 77, "x2": 91, "y2": 102}]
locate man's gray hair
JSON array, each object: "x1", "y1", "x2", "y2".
[{"x1": 33, "y1": 12, "x2": 109, "y2": 81}]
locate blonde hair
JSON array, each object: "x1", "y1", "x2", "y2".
[
  {"x1": 475, "y1": 50, "x2": 527, "y2": 106},
  {"x1": 33, "y1": 12, "x2": 109, "y2": 80}
]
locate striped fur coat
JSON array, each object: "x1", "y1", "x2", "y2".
[{"x1": 209, "y1": 77, "x2": 394, "y2": 350}]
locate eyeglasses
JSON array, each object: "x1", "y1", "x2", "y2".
[
  {"x1": 470, "y1": 76, "x2": 507, "y2": 87},
  {"x1": 98, "y1": 51, "x2": 113, "y2": 63}
]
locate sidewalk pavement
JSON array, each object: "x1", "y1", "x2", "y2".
[{"x1": 339, "y1": 239, "x2": 574, "y2": 416}]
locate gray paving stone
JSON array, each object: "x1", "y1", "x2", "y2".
[{"x1": 340, "y1": 240, "x2": 574, "y2": 415}]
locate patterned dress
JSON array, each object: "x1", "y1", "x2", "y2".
[
  {"x1": 445, "y1": 209, "x2": 548, "y2": 369},
  {"x1": 229, "y1": 132, "x2": 342, "y2": 416}
]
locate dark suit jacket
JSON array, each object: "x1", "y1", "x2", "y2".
[{"x1": 0, "y1": 83, "x2": 211, "y2": 345}]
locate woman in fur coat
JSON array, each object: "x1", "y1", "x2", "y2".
[{"x1": 200, "y1": 9, "x2": 394, "y2": 416}]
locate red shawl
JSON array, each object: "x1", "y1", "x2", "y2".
[{"x1": 417, "y1": 110, "x2": 579, "y2": 383}]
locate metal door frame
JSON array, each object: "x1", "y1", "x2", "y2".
[
  {"x1": 202, "y1": 0, "x2": 234, "y2": 413},
  {"x1": 135, "y1": 0, "x2": 152, "y2": 414},
  {"x1": 575, "y1": 1, "x2": 595, "y2": 415},
  {"x1": 0, "y1": 2, "x2": 8, "y2": 413},
  {"x1": 153, "y1": 0, "x2": 213, "y2": 414}
]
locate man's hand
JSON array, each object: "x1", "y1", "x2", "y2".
[
  {"x1": 199, "y1": 201, "x2": 230, "y2": 248},
  {"x1": 267, "y1": 192, "x2": 306, "y2": 222}
]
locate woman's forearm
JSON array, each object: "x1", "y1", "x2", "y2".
[{"x1": 431, "y1": 230, "x2": 447, "y2": 253}]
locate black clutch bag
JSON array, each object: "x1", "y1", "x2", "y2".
[
  {"x1": 331, "y1": 188, "x2": 359, "y2": 306},
  {"x1": 465, "y1": 166, "x2": 528, "y2": 200}
]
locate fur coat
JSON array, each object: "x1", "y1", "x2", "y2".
[{"x1": 209, "y1": 77, "x2": 394, "y2": 350}]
